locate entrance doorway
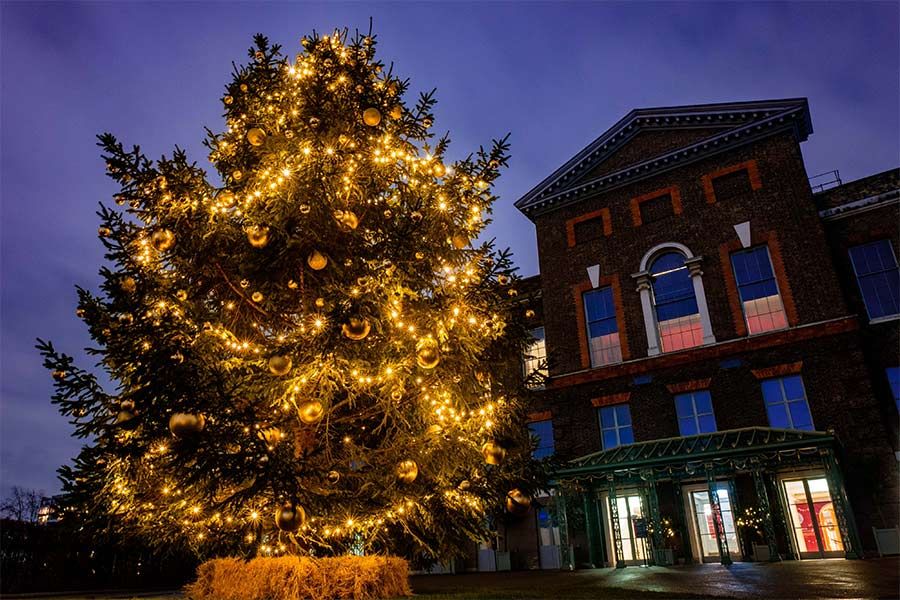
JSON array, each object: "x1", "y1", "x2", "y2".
[
  {"x1": 683, "y1": 483, "x2": 740, "y2": 563},
  {"x1": 602, "y1": 492, "x2": 650, "y2": 565},
  {"x1": 781, "y1": 476, "x2": 844, "y2": 558}
]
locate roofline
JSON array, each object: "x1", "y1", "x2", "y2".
[{"x1": 515, "y1": 98, "x2": 812, "y2": 219}]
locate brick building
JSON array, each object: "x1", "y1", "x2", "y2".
[{"x1": 505, "y1": 98, "x2": 899, "y2": 570}]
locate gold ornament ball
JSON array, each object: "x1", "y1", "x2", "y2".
[
  {"x1": 391, "y1": 389, "x2": 404, "y2": 402},
  {"x1": 98, "y1": 226, "x2": 112, "y2": 237},
  {"x1": 451, "y1": 234, "x2": 468, "y2": 249},
  {"x1": 120, "y1": 276, "x2": 137, "y2": 294},
  {"x1": 433, "y1": 162, "x2": 446, "y2": 177},
  {"x1": 299, "y1": 400, "x2": 325, "y2": 424},
  {"x1": 116, "y1": 410, "x2": 138, "y2": 430},
  {"x1": 176, "y1": 290, "x2": 188, "y2": 301},
  {"x1": 362, "y1": 107, "x2": 382, "y2": 127},
  {"x1": 151, "y1": 229, "x2": 175, "y2": 252},
  {"x1": 232, "y1": 170, "x2": 243, "y2": 181},
  {"x1": 246, "y1": 225, "x2": 270, "y2": 248},
  {"x1": 342, "y1": 316, "x2": 371, "y2": 341},
  {"x1": 482, "y1": 441, "x2": 507, "y2": 465},
  {"x1": 251, "y1": 291, "x2": 264, "y2": 303},
  {"x1": 396, "y1": 459, "x2": 418, "y2": 484},
  {"x1": 326, "y1": 470, "x2": 341, "y2": 484},
  {"x1": 275, "y1": 502, "x2": 306, "y2": 532},
  {"x1": 506, "y1": 489, "x2": 531, "y2": 517},
  {"x1": 389, "y1": 105, "x2": 403, "y2": 120},
  {"x1": 52, "y1": 369, "x2": 67, "y2": 380},
  {"x1": 224, "y1": 95, "x2": 234, "y2": 105},
  {"x1": 299, "y1": 204, "x2": 311, "y2": 214},
  {"x1": 334, "y1": 210, "x2": 359, "y2": 230},
  {"x1": 168, "y1": 413, "x2": 206, "y2": 437},
  {"x1": 307, "y1": 250, "x2": 328, "y2": 271},
  {"x1": 525, "y1": 309, "x2": 536, "y2": 319},
  {"x1": 314, "y1": 297, "x2": 326, "y2": 308},
  {"x1": 268, "y1": 355, "x2": 292, "y2": 376},
  {"x1": 219, "y1": 190, "x2": 236, "y2": 207},
  {"x1": 497, "y1": 274, "x2": 510, "y2": 285},
  {"x1": 247, "y1": 127, "x2": 267, "y2": 146},
  {"x1": 458, "y1": 480, "x2": 471, "y2": 491},
  {"x1": 416, "y1": 338, "x2": 440, "y2": 369}
]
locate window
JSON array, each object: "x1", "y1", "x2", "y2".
[
  {"x1": 639, "y1": 193, "x2": 674, "y2": 225},
  {"x1": 731, "y1": 246, "x2": 787, "y2": 334},
  {"x1": 573, "y1": 216, "x2": 605, "y2": 244},
  {"x1": 528, "y1": 419, "x2": 554, "y2": 458},
  {"x1": 886, "y1": 367, "x2": 900, "y2": 410},
  {"x1": 712, "y1": 169, "x2": 753, "y2": 203},
  {"x1": 523, "y1": 327, "x2": 548, "y2": 385},
  {"x1": 675, "y1": 390, "x2": 717, "y2": 436},
  {"x1": 650, "y1": 252, "x2": 703, "y2": 352},
  {"x1": 583, "y1": 287, "x2": 622, "y2": 367},
  {"x1": 849, "y1": 240, "x2": 900, "y2": 320},
  {"x1": 761, "y1": 375, "x2": 814, "y2": 431},
  {"x1": 598, "y1": 404, "x2": 634, "y2": 449}
]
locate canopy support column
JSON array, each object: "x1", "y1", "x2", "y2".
[
  {"x1": 751, "y1": 463, "x2": 781, "y2": 562},
  {"x1": 607, "y1": 474, "x2": 626, "y2": 568}
]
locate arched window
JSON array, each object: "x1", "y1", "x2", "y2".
[{"x1": 649, "y1": 252, "x2": 704, "y2": 352}]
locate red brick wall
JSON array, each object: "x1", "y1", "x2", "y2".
[{"x1": 534, "y1": 132, "x2": 848, "y2": 378}]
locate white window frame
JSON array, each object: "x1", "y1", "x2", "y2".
[{"x1": 674, "y1": 390, "x2": 717, "y2": 436}]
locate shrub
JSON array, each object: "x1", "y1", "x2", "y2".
[{"x1": 185, "y1": 555, "x2": 410, "y2": 600}]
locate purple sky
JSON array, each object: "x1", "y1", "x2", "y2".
[{"x1": 1, "y1": 2, "x2": 898, "y2": 498}]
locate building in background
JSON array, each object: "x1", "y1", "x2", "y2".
[{"x1": 508, "y1": 98, "x2": 898, "y2": 569}]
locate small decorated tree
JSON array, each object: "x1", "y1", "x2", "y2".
[{"x1": 40, "y1": 27, "x2": 543, "y2": 572}]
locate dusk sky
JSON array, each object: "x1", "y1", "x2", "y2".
[{"x1": 1, "y1": 1, "x2": 898, "y2": 498}]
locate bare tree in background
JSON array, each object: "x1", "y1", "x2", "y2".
[{"x1": 0, "y1": 486, "x2": 45, "y2": 522}]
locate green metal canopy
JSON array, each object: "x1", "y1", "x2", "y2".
[{"x1": 555, "y1": 427, "x2": 836, "y2": 479}]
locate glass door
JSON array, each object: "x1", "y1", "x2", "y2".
[
  {"x1": 605, "y1": 494, "x2": 649, "y2": 565},
  {"x1": 689, "y1": 485, "x2": 740, "y2": 562},
  {"x1": 782, "y1": 477, "x2": 844, "y2": 558}
]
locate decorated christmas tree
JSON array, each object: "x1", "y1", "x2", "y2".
[{"x1": 39, "y1": 29, "x2": 544, "y2": 562}]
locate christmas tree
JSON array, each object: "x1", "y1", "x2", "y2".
[{"x1": 39, "y1": 29, "x2": 544, "y2": 561}]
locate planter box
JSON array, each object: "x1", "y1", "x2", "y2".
[
  {"x1": 654, "y1": 548, "x2": 674, "y2": 566},
  {"x1": 752, "y1": 543, "x2": 771, "y2": 562}
]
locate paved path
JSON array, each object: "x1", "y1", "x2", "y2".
[{"x1": 411, "y1": 558, "x2": 900, "y2": 599}]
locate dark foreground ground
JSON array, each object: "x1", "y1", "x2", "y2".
[{"x1": 5, "y1": 557, "x2": 898, "y2": 600}]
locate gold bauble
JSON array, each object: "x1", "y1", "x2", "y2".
[
  {"x1": 482, "y1": 441, "x2": 507, "y2": 465},
  {"x1": 396, "y1": 459, "x2": 418, "y2": 484},
  {"x1": 275, "y1": 502, "x2": 306, "y2": 532},
  {"x1": 390, "y1": 389, "x2": 404, "y2": 402},
  {"x1": 232, "y1": 170, "x2": 242, "y2": 181},
  {"x1": 416, "y1": 338, "x2": 440, "y2": 369},
  {"x1": 251, "y1": 291, "x2": 264, "y2": 303},
  {"x1": 342, "y1": 316, "x2": 371, "y2": 341},
  {"x1": 506, "y1": 489, "x2": 531, "y2": 517},
  {"x1": 120, "y1": 277, "x2": 137, "y2": 294},
  {"x1": 525, "y1": 309, "x2": 536, "y2": 319},
  {"x1": 299, "y1": 400, "x2": 325, "y2": 424},
  {"x1": 176, "y1": 290, "x2": 188, "y2": 301},
  {"x1": 224, "y1": 95, "x2": 234, "y2": 105},
  {"x1": 334, "y1": 210, "x2": 359, "y2": 230},
  {"x1": 314, "y1": 297, "x2": 326, "y2": 308},
  {"x1": 52, "y1": 370, "x2": 67, "y2": 380},
  {"x1": 268, "y1": 355, "x2": 292, "y2": 376},
  {"x1": 458, "y1": 480, "x2": 471, "y2": 491},
  {"x1": 246, "y1": 225, "x2": 269, "y2": 248},
  {"x1": 168, "y1": 413, "x2": 205, "y2": 437},
  {"x1": 307, "y1": 250, "x2": 328, "y2": 271},
  {"x1": 326, "y1": 470, "x2": 341, "y2": 484},
  {"x1": 362, "y1": 107, "x2": 382, "y2": 127},
  {"x1": 98, "y1": 226, "x2": 112, "y2": 237},
  {"x1": 497, "y1": 274, "x2": 510, "y2": 285},
  {"x1": 451, "y1": 234, "x2": 468, "y2": 249},
  {"x1": 433, "y1": 162, "x2": 446, "y2": 177},
  {"x1": 258, "y1": 426, "x2": 283, "y2": 445},
  {"x1": 389, "y1": 105, "x2": 403, "y2": 120},
  {"x1": 151, "y1": 229, "x2": 175, "y2": 252},
  {"x1": 219, "y1": 190, "x2": 235, "y2": 206},
  {"x1": 247, "y1": 127, "x2": 267, "y2": 146},
  {"x1": 116, "y1": 410, "x2": 138, "y2": 430}
]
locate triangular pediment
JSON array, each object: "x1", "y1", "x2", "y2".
[{"x1": 515, "y1": 99, "x2": 812, "y2": 219}]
